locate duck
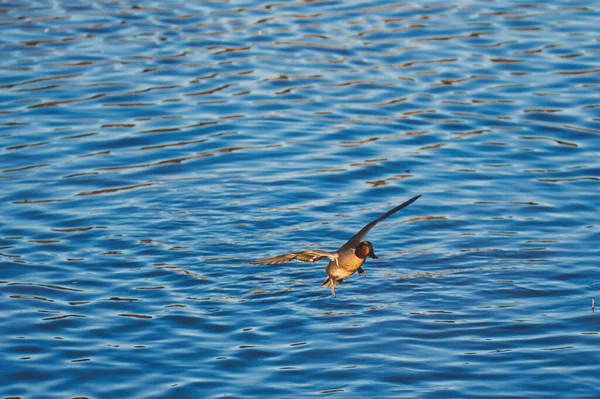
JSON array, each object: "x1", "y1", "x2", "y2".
[{"x1": 249, "y1": 195, "x2": 421, "y2": 296}]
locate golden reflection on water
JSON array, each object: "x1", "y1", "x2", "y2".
[{"x1": 2, "y1": 2, "x2": 600, "y2": 398}]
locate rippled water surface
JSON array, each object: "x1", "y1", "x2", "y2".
[{"x1": 2, "y1": 0, "x2": 600, "y2": 398}]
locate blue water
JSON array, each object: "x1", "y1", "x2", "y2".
[{"x1": 1, "y1": 0, "x2": 600, "y2": 398}]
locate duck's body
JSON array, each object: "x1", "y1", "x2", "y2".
[{"x1": 250, "y1": 195, "x2": 420, "y2": 296}]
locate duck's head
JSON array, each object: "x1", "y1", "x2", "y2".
[{"x1": 356, "y1": 241, "x2": 378, "y2": 260}]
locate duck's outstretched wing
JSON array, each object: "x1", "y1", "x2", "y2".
[
  {"x1": 249, "y1": 249, "x2": 338, "y2": 265},
  {"x1": 342, "y1": 194, "x2": 421, "y2": 249}
]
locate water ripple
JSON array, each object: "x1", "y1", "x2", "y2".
[{"x1": 1, "y1": 0, "x2": 600, "y2": 398}]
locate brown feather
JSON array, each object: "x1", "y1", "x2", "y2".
[
  {"x1": 342, "y1": 195, "x2": 420, "y2": 249},
  {"x1": 248, "y1": 253, "x2": 297, "y2": 264},
  {"x1": 249, "y1": 249, "x2": 336, "y2": 265}
]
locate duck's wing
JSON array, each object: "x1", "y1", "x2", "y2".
[
  {"x1": 249, "y1": 249, "x2": 338, "y2": 265},
  {"x1": 342, "y1": 194, "x2": 421, "y2": 249}
]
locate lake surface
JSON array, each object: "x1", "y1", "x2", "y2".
[{"x1": 1, "y1": 0, "x2": 599, "y2": 398}]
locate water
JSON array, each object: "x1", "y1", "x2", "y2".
[{"x1": 1, "y1": 0, "x2": 599, "y2": 398}]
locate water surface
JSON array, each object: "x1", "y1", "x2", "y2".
[{"x1": 1, "y1": 1, "x2": 599, "y2": 398}]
